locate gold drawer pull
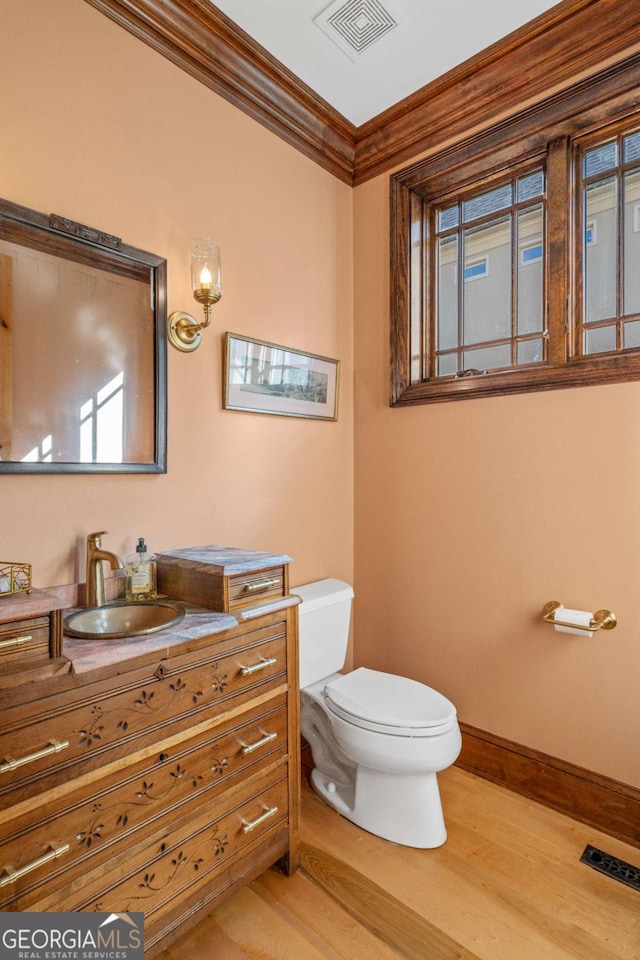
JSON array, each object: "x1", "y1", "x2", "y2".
[
  {"x1": 0, "y1": 842, "x2": 70, "y2": 887},
  {"x1": 0, "y1": 738, "x2": 70, "y2": 774},
  {"x1": 241, "y1": 805, "x2": 279, "y2": 834},
  {"x1": 239, "y1": 656, "x2": 277, "y2": 676},
  {"x1": 240, "y1": 732, "x2": 277, "y2": 756},
  {"x1": 244, "y1": 578, "x2": 280, "y2": 593},
  {"x1": 0, "y1": 634, "x2": 32, "y2": 650}
]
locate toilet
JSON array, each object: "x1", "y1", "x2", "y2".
[{"x1": 296, "y1": 578, "x2": 462, "y2": 848}]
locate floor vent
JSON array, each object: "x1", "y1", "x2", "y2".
[{"x1": 581, "y1": 844, "x2": 640, "y2": 892}]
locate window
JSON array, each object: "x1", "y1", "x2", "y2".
[
  {"x1": 579, "y1": 129, "x2": 640, "y2": 354},
  {"x1": 390, "y1": 60, "x2": 640, "y2": 404},
  {"x1": 433, "y1": 169, "x2": 545, "y2": 378}
]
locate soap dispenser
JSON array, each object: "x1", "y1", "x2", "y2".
[{"x1": 125, "y1": 537, "x2": 157, "y2": 601}]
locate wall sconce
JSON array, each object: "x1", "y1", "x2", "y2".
[{"x1": 168, "y1": 238, "x2": 222, "y2": 352}]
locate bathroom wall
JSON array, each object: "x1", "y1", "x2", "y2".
[
  {"x1": 1, "y1": 1, "x2": 353, "y2": 599},
  {"x1": 353, "y1": 172, "x2": 640, "y2": 788}
]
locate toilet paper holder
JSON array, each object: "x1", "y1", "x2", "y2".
[{"x1": 542, "y1": 601, "x2": 617, "y2": 632}]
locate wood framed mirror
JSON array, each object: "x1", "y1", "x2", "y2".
[{"x1": 0, "y1": 198, "x2": 167, "y2": 473}]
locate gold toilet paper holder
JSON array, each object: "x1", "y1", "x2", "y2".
[{"x1": 542, "y1": 601, "x2": 617, "y2": 632}]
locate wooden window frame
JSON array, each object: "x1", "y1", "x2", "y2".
[{"x1": 390, "y1": 54, "x2": 640, "y2": 405}]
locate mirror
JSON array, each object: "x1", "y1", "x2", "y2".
[{"x1": 0, "y1": 198, "x2": 167, "y2": 473}]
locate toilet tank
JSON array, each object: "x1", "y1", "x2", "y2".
[{"x1": 294, "y1": 579, "x2": 354, "y2": 689}]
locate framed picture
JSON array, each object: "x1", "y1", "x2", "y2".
[{"x1": 223, "y1": 333, "x2": 339, "y2": 420}]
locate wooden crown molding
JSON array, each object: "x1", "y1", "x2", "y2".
[
  {"x1": 82, "y1": 0, "x2": 357, "y2": 185},
  {"x1": 354, "y1": 0, "x2": 640, "y2": 184},
  {"x1": 84, "y1": 0, "x2": 640, "y2": 187}
]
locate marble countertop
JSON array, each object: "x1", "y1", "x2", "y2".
[
  {"x1": 63, "y1": 594, "x2": 299, "y2": 675},
  {"x1": 155, "y1": 545, "x2": 293, "y2": 574}
]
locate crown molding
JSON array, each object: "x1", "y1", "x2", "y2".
[
  {"x1": 84, "y1": 0, "x2": 640, "y2": 187},
  {"x1": 83, "y1": 0, "x2": 357, "y2": 185},
  {"x1": 353, "y1": 0, "x2": 640, "y2": 184}
]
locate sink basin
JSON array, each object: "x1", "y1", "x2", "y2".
[{"x1": 65, "y1": 599, "x2": 185, "y2": 640}]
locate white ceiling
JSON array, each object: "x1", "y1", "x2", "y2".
[{"x1": 212, "y1": 0, "x2": 562, "y2": 126}]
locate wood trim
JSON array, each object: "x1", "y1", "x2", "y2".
[
  {"x1": 354, "y1": 0, "x2": 640, "y2": 184},
  {"x1": 457, "y1": 721, "x2": 640, "y2": 850},
  {"x1": 83, "y1": 0, "x2": 640, "y2": 187},
  {"x1": 82, "y1": 0, "x2": 356, "y2": 185}
]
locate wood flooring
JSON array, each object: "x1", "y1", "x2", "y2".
[{"x1": 159, "y1": 765, "x2": 640, "y2": 959}]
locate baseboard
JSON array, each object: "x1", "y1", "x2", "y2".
[{"x1": 457, "y1": 721, "x2": 640, "y2": 850}]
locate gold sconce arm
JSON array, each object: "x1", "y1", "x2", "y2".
[{"x1": 168, "y1": 238, "x2": 222, "y2": 352}]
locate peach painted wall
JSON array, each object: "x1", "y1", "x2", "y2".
[
  {"x1": 353, "y1": 173, "x2": 640, "y2": 788},
  {"x1": 1, "y1": 0, "x2": 353, "y2": 597}
]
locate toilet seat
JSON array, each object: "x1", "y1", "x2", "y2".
[{"x1": 323, "y1": 667, "x2": 457, "y2": 737}]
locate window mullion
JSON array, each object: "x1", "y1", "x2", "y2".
[{"x1": 546, "y1": 136, "x2": 571, "y2": 363}]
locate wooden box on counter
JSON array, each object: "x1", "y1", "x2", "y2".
[
  {"x1": 0, "y1": 589, "x2": 70, "y2": 687},
  {"x1": 157, "y1": 545, "x2": 291, "y2": 612}
]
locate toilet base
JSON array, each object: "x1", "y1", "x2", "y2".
[{"x1": 310, "y1": 764, "x2": 447, "y2": 849}]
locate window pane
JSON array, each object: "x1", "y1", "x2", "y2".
[
  {"x1": 437, "y1": 235, "x2": 458, "y2": 351},
  {"x1": 517, "y1": 338, "x2": 543, "y2": 364},
  {"x1": 438, "y1": 205, "x2": 459, "y2": 231},
  {"x1": 462, "y1": 343, "x2": 511, "y2": 370},
  {"x1": 517, "y1": 171, "x2": 544, "y2": 202},
  {"x1": 585, "y1": 324, "x2": 617, "y2": 354},
  {"x1": 463, "y1": 183, "x2": 512, "y2": 223},
  {"x1": 517, "y1": 205, "x2": 544, "y2": 334},
  {"x1": 585, "y1": 178, "x2": 617, "y2": 323},
  {"x1": 623, "y1": 130, "x2": 640, "y2": 165},
  {"x1": 624, "y1": 319, "x2": 640, "y2": 348},
  {"x1": 463, "y1": 218, "x2": 511, "y2": 345},
  {"x1": 584, "y1": 141, "x2": 618, "y2": 178},
  {"x1": 410, "y1": 218, "x2": 423, "y2": 382},
  {"x1": 437, "y1": 353, "x2": 458, "y2": 376},
  {"x1": 623, "y1": 170, "x2": 640, "y2": 316}
]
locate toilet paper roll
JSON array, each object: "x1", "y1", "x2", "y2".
[{"x1": 554, "y1": 607, "x2": 593, "y2": 637}]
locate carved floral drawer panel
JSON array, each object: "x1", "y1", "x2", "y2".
[
  {"x1": 0, "y1": 621, "x2": 287, "y2": 807},
  {"x1": 0, "y1": 697, "x2": 288, "y2": 910},
  {"x1": 27, "y1": 768, "x2": 289, "y2": 918}
]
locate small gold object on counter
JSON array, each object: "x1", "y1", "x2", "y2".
[{"x1": 0, "y1": 562, "x2": 32, "y2": 597}]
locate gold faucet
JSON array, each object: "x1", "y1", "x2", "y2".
[{"x1": 86, "y1": 531, "x2": 124, "y2": 608}]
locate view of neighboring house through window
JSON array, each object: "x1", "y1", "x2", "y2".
[
  {"x1": 434, "y1": 170, "x2": 545, "y2": 377},
  {"x1": 391, "y1": 70, "x2": 640, "y2": 404},
  {"x1": 580, "y1": 129, "x2": 640, "y2": 354}
]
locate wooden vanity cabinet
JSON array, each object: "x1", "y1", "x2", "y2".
[{"x1": 0, "y1": 599, "x2": 300, "y2": 956}]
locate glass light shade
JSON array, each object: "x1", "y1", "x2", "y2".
[{"x1": 190, "y1": 237, "x2": 222, "y2": 300}]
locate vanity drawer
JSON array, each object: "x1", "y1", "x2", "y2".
[
  {"x1": 0, "y1": 620, "x2": 288, "y2": 807},
  {"x1": 27, "y1": 767, "x2": 289, "y2": 917},
  {"x1": 0, "y1": 616, "x2": 50, "y2": 669},
  {"x1": 228, "y1": 566, "x2": 287, "y2": 609},
  {"x1": 0, "y1": 698, "x2": 288, "y2": 910}
]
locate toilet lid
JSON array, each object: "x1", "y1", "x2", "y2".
[{"x1": 324, "y1": 667, "x2": 456, "y2": 732}]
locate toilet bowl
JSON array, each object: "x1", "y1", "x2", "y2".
[{"x1": 296, "y1": 579, "x2": 462, "y2": 848}]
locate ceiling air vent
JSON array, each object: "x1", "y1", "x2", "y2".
[{"x1": 314, "y1": 0, "x2": 399, "y2": 62}]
